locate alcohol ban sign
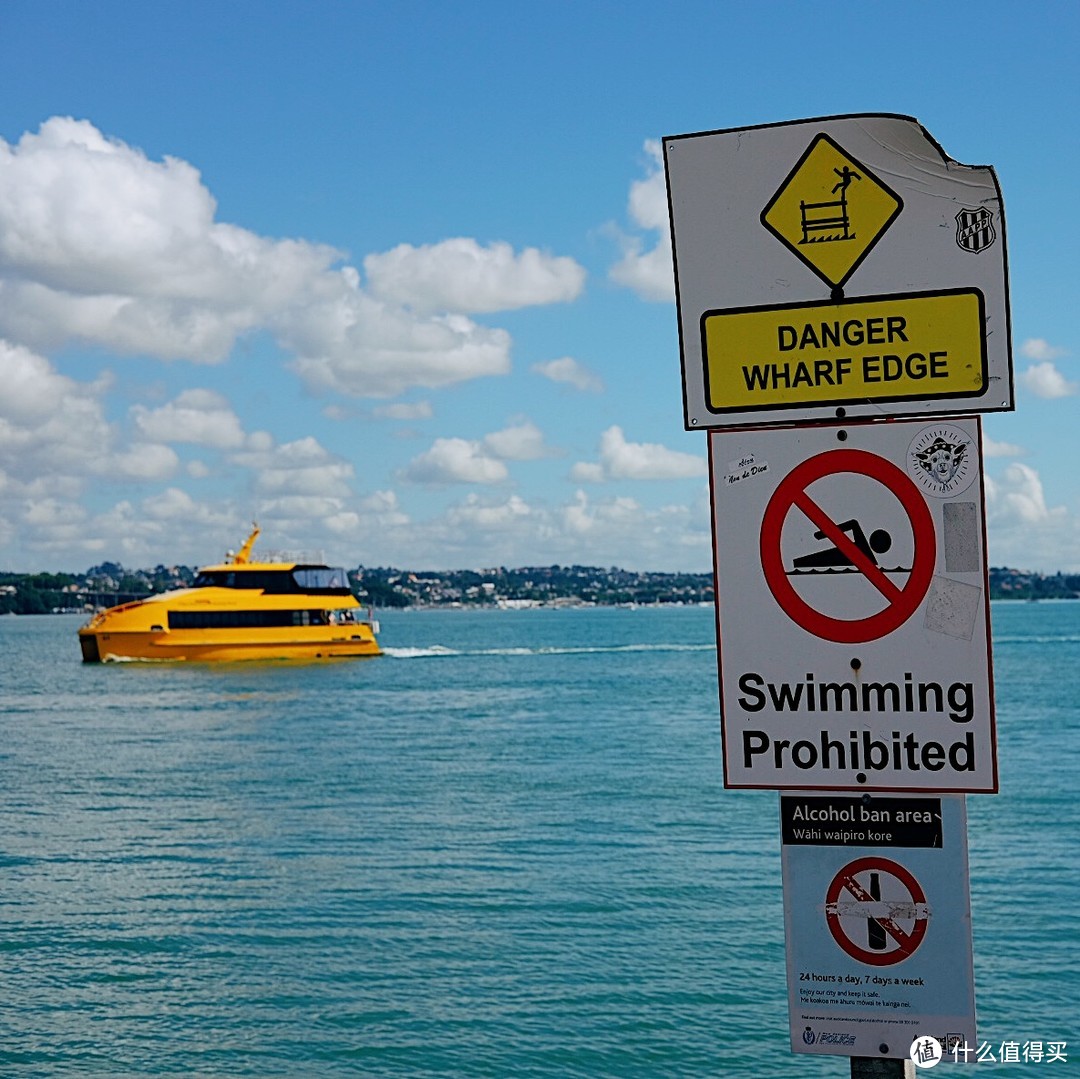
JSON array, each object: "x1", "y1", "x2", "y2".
[
  {"x1": 663, "y1": 114, "x2": 1012, "y2": 429},
  {"x1": 710, "y1": 416, "x2": 996, "y2": 792},
  {"x1": 781, "y1": 793, "x2": 976, "y2": 1059}
]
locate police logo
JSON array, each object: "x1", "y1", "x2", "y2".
[
  {"x1": 955, "y1": 207, "x2": 996, "y2": 253},
  {"x1": 803, "y1": 1026, "x2": 817, "y2": 1045}
]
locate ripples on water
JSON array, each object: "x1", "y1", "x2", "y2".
[{"x1": 0, "y1": 604, "x2": 1076, "y2": 1076}]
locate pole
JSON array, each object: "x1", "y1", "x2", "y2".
[{"x1": 851, "y1": 1058, "x2": 914, "y2": 1078}]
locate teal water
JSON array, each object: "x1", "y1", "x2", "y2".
[{"x1": 0, "y1": 604, "x2": 1075, "y2": 1077}]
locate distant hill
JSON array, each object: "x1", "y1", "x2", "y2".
[{"x1": 1, "y1": 562, "x2": 1076, "y2": 614}]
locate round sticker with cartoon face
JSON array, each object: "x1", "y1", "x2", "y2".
[{"x1": 907, "y1": 424, "x2": 978, "y2": 497}]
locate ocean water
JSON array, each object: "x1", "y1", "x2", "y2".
[{"x1": 0, "y1": 604, "x2": 1075, "y2": 1077}]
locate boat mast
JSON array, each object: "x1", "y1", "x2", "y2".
[{"x1": 231, "y1": 523, "x2": 261, "y2": 565}]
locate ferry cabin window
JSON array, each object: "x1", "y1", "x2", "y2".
[
  {"x1": 168, "y1": 610, "x2": 329, "y2": 629},
  {"x1": 193, "y1": 570, "x2": 296, "y2": 592},
  {"x1": 292, "y1": 567, "x2": 349, "y2": 593},
  {"x1": 192, "y1": 568, "x2": 350, "y2": 594}
]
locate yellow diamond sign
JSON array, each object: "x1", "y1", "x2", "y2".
[{"x1": 761, "y1": 133, "x2": 903, "y2": 292}]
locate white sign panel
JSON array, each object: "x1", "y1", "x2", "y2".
[
  {"x1": 781, "y1": 792, "x2": 975, "y2": 1060},
  {"x1": 711, "y1": 415, "x2": 996, "y2": 791},
  {"x1": 664, "y1": 114, "x2": 1012, "y2": 429}
]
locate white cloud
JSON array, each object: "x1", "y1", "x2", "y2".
[
  {"x1": 983, "y1": 434, "x2": 1025, "y2": 458},
  {"x1": 0, "y1": 117, "x2": 337, "y2": 361},
  {"x1": 226, "y1": 435, "x2": 354, "y2": 498},
  {"x1": 568, "y1": 461, "x2": 606, "y2": 483},
  {"x1": 571, "y1": 425, "x2": 707, "y2": 482},
  {"x1": 364, "y1": 238, "x2": 585, "y2": 315},
  {"x1": 374, "y1": 401, "x2": 434, "y2": 421},
  {"x1": 282, "y1": 274, "x2": 514, "y2": 397},
  {"x1": 400, "y1": 421, "x2": 549, "y2": 485},
  {"x1": 986, "y1": 462, "x2": 1065, "y2": 526},
  {"x1": 0, "y1": 118, "x2": 580, "y2": 400},
  {"x1": 1020, "y1": 361, "x2": 1077, "y2": 399},
  {"x1": 111, "y1": 443, "x2": 181, "y2": 481},
  {"x1": 0, "y1": 338, "x2": 179, "y2": 487},
  {"x1": 445, "y1": 492, "x2": 533, "y2": 531},
  {"x1": 359, "y1": 489, "x2": 411, "y2": 529},
  {"x1": 131, "y1": 388, "x2": 246, "y2": 449},
  {"x1": 532, "y1": 356, "x2": 603, "y2": 393},
  {"x1": 983, "y1": 462, "x2": 1080, "y2": 571},
  {"x1": 483, "y1": 420, "x2": 549, "y2": 461},
  {"x1": 361, "y1": 487, "x2": 712, "y2": 570},
  {"x1": 1020, "y1": 338, "x2": 1068, "y2": 361},
  {"x1": 401, "y1": 437, "x2": 509, "y2": 485},
  {"x1": 608, "y1": 140, "x2": 675, "y2": 302}
]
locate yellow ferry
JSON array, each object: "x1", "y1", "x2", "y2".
[{"x1": 78, "y1": 526, "x2": 381, "y2": 662}]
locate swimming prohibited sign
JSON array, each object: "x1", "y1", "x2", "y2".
[
  {"x1": 760, "y1": 449, "x2": 936, "y2": 643},
  {"x1": 710, "y1": 416, "x2": 996, "y2": 792}
]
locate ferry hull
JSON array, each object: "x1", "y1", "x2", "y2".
[{"x1": 78, "y1": 627, "x2": 381, "y2": 663}]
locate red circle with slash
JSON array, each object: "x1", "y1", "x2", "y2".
[
  {"x1": 825, "y1": 855, "x2": 929, "y2": 966},
  {"x1": 760, "y1": 448, "x2": 936, "y2": 643}
]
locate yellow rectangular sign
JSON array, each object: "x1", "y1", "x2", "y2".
[{"x1": 701, "y1": 290, "x2": 987, "y2": 414}]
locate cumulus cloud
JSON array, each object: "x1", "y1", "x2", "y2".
[
  {"x1": 401, "y1": 437, "x2": 510, "y2": 485},
  {"x1": 986, "y1": 462, "x2": 1065, "y2": 526},
  {"x1": 0, "y1": 117, "x2": 336, "y2": 361},
  {"x1": 0, "y1": 118, "x2": 585, "y2": 399},
  {"x1": 532, "y1": 356, "x2": 603, "y2": 393},
  {"x1": 0, "y1": 338, "x2": 178, "y2": 486},
  {"x1": 444, "y1": 492, "x2": 533, "y2": 532},
  {"x1": 358, "y1": 489, "x2": 411, "y2": 529},
  {"x1": 370, "y1": 487, "x2": 711, "y2": 570},
  {"x1": 570, "y1": 425, "x2": 706, "y2": 482},
  {"x1": 1020, "y1": 338, "x2": 1068, "y2": 361},
  {"x1": 400, "y1": 420, "x2": 550, "y2": 485},
  {"x1": 281, "y1": 277, "x2": 512, "y2": 397},
  {"x1": 131, "y1": 388, "x2": 247, "y2": 449},
  {"x1": 981, "y1": 461, "x2": 1080, "y2": 571},
  {"x1": 608, "y1": 140, "x2": 675, "y2": 302},
  {"x1": 364, "y1": 238, "x2": 585, "y2": 315},
  {"x1": 482, "y1": 420, "x2": 549, "y2": 461},
  {"x1": 1020, "y1": 361, "x2": 1077, "y2": 399},
  {"x1": 983, "y1": 434, "x2": 1025, "y2": 458},
  {"x1": 224, "y1": 435, "x2": 354, "y2": 499}
]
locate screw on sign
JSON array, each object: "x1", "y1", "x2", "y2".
[
  {"x1": 825, "y1": 856, "x2": 929, "y2": 966},
  {"x1": 759, "y1": 448, "x2": 936, "y2": 643}
]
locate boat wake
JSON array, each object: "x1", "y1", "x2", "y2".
[{"x1": 383, "y1": 642, "x2": 715, "y2": 659}]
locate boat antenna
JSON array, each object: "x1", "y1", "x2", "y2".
[{"x1": 232, "y1": 523, "x2": 261, "y2": 565}]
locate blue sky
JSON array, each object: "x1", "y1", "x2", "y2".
[{"x1": 0, "y1": 0, "x2": 1077, "y2": 573}]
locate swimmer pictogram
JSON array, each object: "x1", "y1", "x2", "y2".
[
  {"x1": 760, "y1": 448, "x2": 936, "y2": 643},
  {"x1": 790, "y1": 517, "x2": 902, "y2": 574}
]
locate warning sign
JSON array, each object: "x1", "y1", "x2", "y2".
[
  {"x1": 781, "y1": 792, "x2": 976, "y2": 1060},
  {"x1": 760, "y1": 133, "x2": 903, "y2": 291},
  {"x1": 710, "y1": 416, "x2": 996, "y2": 792},
  {"x1": 700, "y1": 290, "x2": 987, "y2": 414},
  {"x1": 664, "y1": 114, "x2": 1013, "y2": 429}
]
